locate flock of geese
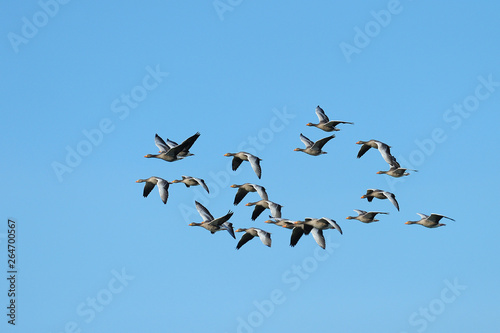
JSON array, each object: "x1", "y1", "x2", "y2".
[{"x1": 136, "y1": 106, "x2": 454, "y2": 250}]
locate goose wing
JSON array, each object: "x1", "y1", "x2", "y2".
[
  {"x1": 329, "y1": 120, "x2": 354, "y2": 126},
  {"x1": 251, "y1": 205, "x2": 266, "y2": 221},
  {"x1": 236, "y1": 232, "x2": 255, "y2": 249},
  {"x1": 252, "y1": 184, "x2": 268, "y2": 200},
  {"x1": 367, "y1": 211, "x2": 389, "y2": 219},
  {"x1": 428, "y1": 214, "x2": 455, "y2": 223},
  {"x1": 154, "y1": 134, "x2": 170, "y2": 153},
  {"x1": 268, "y1": 202, "x2": 282, "y2": 219},
  {"x1": 165, "y1": 138, "x2": 179, "y2": 148},
  {"x1": 300, "y1": 133, "x2": 314, "y2": 148},
  {"x1": 209, "y1": 211, "x2": 234, "y2": 227},
  {"x1": 180, "y1": 132, "x2": 200, "y2": 151},
  {"x1": 222, "y1": 222, "x2": 235, "y2": 239},
  {"x1": 290, "y1": 227, "x2": 304, "y2": 247},
  {"x1": 376, "y1": 141, "x2": 400, "y2": 168},
  {"x1": 256, "y1": 229, "x2": 272, "y2": 247},
  {"x1": 170, "y1": 132, "x2": 200, "y2": 156},
  {"x1": 311, "y1": 228, "x2": 326, "y2": 249},
  {"x1": 247, "y1": 154, "x2": 262, "y2": 179},
  {"x1": 156, "y1": 178, "x2": 169, "y2": 204},
  {"x1": 192, "y1": 177, "x2": 209, "y2": 193},
  {"x1": 322, "y1": 217, "x2": 343, "y2": 235},
  {"x1": 312, "y1": 135, "x2": 335, "y2": 150},
  {"x1": 195, "y1": 201, "x2": 214, "y2": 222},
  {"x1": 353, "y1": 209, "x2": 367, "y2": 216},
  {"x1": 383, "y1": 191, "x2": 399, "y2": 211},
  {"x1": 315, "y1": 105, "x2": 329, "y2": 122},
  {"x1": 233, "y1": 187, "x2": 249, "y2": 205},
  {"x1": 143, "y1": 181, "x2": 156, "y2": 198},
  {"x1": 357, "y1": 143, "x2": 372, "y2": 158},
  {"x1": 232, "y1": 156, "x2": 244, "y2": 171}
]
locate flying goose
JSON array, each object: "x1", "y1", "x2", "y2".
[
  {"x1": 172, "y1": 176, "x2": 209, "y2": 193},
  {"x1": 224, "y1": 152, "x2": 262, "y2": 179},
  {"x1": 361, "y1": 189, "x2": 400, "y2": 211},
  {"x1": 230, "y1": 183, "x2": 268, "y2": 206},
  {"x1": 377, "y1": 166, "x2": 418, "y2": 178},
  {"x1": 135, "y1": 176, "x2": 170, "y2": 204},
  {"x1": 356, "y1": 139, "x2": 400, "y2": 168},
  {"x1": 235, "y1": 228, "x2": 272, "y2": 249},
  {"x1": 294, "y1": 133, "x2": 335, "y2": 156},
  {"x1": 145, "y1": 132, "x2": 200, "y2": 162},
  {"x1": 306, "y1": 105, "x2": 354, "y2": 132},
  {"x1": 245, "y1": 200, "x2": 282, "y2": 220},
  {"x1": 346, "y1": 210, "x2": 389, "y2": 223},
  {"x1": 405, "y1": 213, "x2": 455, "y2": 228},
  {"x1": 154, "y1": 135, "x2": 195, "y2": 158},
  {"x1": 188, "y1": 201, "x2": 235, "y2": 238}
]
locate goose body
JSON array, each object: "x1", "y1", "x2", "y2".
[
  {"x1": 306, "y1": 106, "x2": 354, "y2": 132},
  {"x1": 135, "y1": 176, "x2": 170, "y2": 204},
  {"x1": 245, "y1": 200, "x2": 282, "y2": 220},
  {"x1": 235, "y1": 228, "x2": 272, "y2": 249},
  {"x1": 346, "y1": 209, "x2": 389, "y2": 223},
  {"x1": 188, "y1": 201, "x2": 235, "y2": 238},
  {"x1": 224, "y1": 152, "x2": 262, "y2": 179},
  {"x1": 405, "y1": 213, "x2": 455, "y2": 228},
  {"x1": 231, "y1": 183, "x2": 268, "y2": 205},
  {"x1": 146, "y1": 132, "x2": 200, "y2": 162},
  {"x1": 172, "y1": 176, "x2": 209, "y2": 193},
  {"x1": 356, "y1": 139, "x2": 400, "y2": 168},
  {"x1": 294, "y1": 133, "x2": 335, "y2": 156},
  {"x1": 361, "y1": 189, "x2": 400, "y2": 211}
]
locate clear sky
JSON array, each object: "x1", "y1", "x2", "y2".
[{"x1": 2, "y1": 1, "x2": 500, "y2": 332}]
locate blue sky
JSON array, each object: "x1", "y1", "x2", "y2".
[{"x1": 2, "y1": 1, "x2": 500, "y2": 332}]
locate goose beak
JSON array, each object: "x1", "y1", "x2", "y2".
[
  {"x1": 405, "y1": 221, "x2": 410, "y2": 224},
  {"x1": 360, "y1": 195, "x2": 366, "y2": 199}
]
